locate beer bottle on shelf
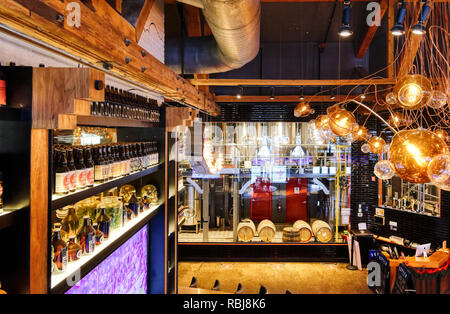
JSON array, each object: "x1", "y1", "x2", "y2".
[
  {"x1": 52, "y1": 228, "x2": 68, "y2": 273},
  {"x1": 129, "y1": 192, "x2": 140, "y2": 217},
  {"x1": 66, "y1": 148, "x2": 77, "y2": 193},
  {"x1": 67, "y1": 236, "x2": 82, "y2": 263},
  {"x1": 55, "y1": 149, "x2": 70, "y2": 195},
  {"x1": 83, "y1": 146, "x2": 95, "y2": 187},
  {"x1": 74, "y1": 146, "x2": 87, "y2": 189},
  {"x1": 61, "y1": 206, "x2": 79, "y2": 238},
  {"x1": 94, "y1": 145, "x2": 105, "y2": 183},
  {"x1": 77, "y1": 216, "x2": 95, "y2": 255},
  {"x1": 95, "y1": 207, "x2": 111, "y2": 239},
  {"x1": 100, "y1": 145, "x2": 109, "y2": 181},
  {"x1": 93, "y1": 223, "x2": 104, "y2": 246},
  {"x1": 104, "y1": 145, "x2": 112, "y2": 179}
]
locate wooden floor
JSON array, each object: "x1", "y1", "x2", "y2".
[{"x1": 178, "y1": 262, "x2": 373, "y2": 294}]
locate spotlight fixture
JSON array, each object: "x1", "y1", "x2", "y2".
[
  {"x1": 299, "y1": 86, "x2": 305, "y2": 100},
  {"x1": 270, "y1": 87, "x2": 275, "y2": 100},
  {"x1": 412, "y1": 0, "x2": 431, "y2": 35},
  {"x1": 361, "y1": 94, "x2": 366, "y2": 99},
  {"x1": 330, "y1": 90, "x2": 336, "y2": 100},
  {"x1": 236, "y1": 86, "x2": 243, "y2": 99},
  {"x1": 338, "y1": 0, "x2": 353, "y2": 38},
  {"x1": 391, "y1": 0, "x2": 406, "y2": 36}
]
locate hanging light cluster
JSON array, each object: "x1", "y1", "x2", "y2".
[
  {"x1": 294, "y1": 102, "x2": 315, "y2": 117},
  {"x1": 362, "y1": 73, "x2": 449, "y2": 189}
]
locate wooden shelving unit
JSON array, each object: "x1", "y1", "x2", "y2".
[
  {"x1": 51, "y1": 163, "x2": 163, "y2": 210},
  {"x1": 77, "y1": 115, "x2": 160, "y2": 129}
]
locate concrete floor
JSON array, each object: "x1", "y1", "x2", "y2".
[{"x1": 178, "y1": 262, "x2": 373, "y2": 294}]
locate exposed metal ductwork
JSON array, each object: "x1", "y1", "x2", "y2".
[{"x1": 166, "y1": 0, "x2": 261, "y2": 74}]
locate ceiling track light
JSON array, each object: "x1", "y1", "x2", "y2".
[
  {"x1": 338, "y1": 0, "x2": 353, "y2": 38},
  {"x1": 299, "y1": 86, "x2": 305, "y2": 100},
  {"x1": 330, "y1": 91, "x2": 336, "y2": 100},
  {"x1": 391, "y1": 0, "x2": 406, "y2": 36},
  {"x1": 412, "y1": 0, "x2": 431, "y2": 35},
  {"x1": 236, "y1": 86, "x2": 243, "y2": 99},
  {"x1": 270, "y1": 87, "x2": 275, "y2": 100}
]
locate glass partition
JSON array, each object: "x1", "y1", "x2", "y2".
[
  {"x1": 380, "y1": 177, "x2": 441, "y2": 217},
  {"x1": 176, "y1": 122, "x2": 351, "y2": 244}
]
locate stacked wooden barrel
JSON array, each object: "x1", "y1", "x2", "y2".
[
  {"x1": 257, "y1": 219, "x2": 276, "y2": 242},
  {"x1": 292, "y1": 220, "x2": 313, "y2": 242},
  {"x1": 237, "y1": 219, "x2": 256, "y2": 242},
  {"x1": 311, "y1": 220, "x2": 333, "y2": 242},
  {"x1": 282, "y1": 227, "x2": 300, "y2": 242}
]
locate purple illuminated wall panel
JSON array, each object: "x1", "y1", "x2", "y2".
[{"x1": 66, "y1": 225, "x2": 148, "y2": 294}]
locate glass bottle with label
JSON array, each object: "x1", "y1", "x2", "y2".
[
  {"x1": 83, "y1": 146, "x2": 95, "y2": 187},
  {"x1": 55, "y1": 149, "x2": 70, "y2": 195},
  {"x1": 104, "y1": 145, "x2": 112, "y2": 180},
  {"x1": 67, "y1": 236, "x2": 82, "y2": 262},
  {"x1": 128, "y1": 192, "x2": 140, "y2": 217},
  {"x1": 77, "y1": 216, "x2": 95, "y2": 255},
  {"x1": 94, "y1": 146, "x2": 105, "y2": 183},
  {"x1": 124, "y1": 144, "x2": 132, "y2": 174},
  {"x1": 61, "y1": 206, "x2": 79, "y2": 238},
  {"x1": 74, "y1": 147, "x2": 87, "y2": 189},
  {"x1": 95, "y1": 207, "x2": 111, "y2": 239},
  {"x1": 93, "y1": 223, "x2": 104, "y2": 246},
  {"x1": 66, "y1": 148, "x2": 77, "y2": 192},
  {"x1": 52, "y1": 228, "x2": 68, "y2": 273}
]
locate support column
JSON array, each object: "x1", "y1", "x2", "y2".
[
  {"x1": 202, "y1": 179, "x2": 209, "y2": 242},
  {"x1": 232, "y1": 178, "x2": 239, "y2": 242}
]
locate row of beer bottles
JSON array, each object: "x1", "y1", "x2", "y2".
[{"x1": 53, "y1": 142, "x2": 159, "y2": 195}]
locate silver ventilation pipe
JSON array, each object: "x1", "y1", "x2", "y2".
[{"x1": 166, "y1": 0, "x2": 261, "y2": 74}]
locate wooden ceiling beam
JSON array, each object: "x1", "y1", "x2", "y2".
[
  {"x1": 0, "y1": 0, "x2": 219, "y2": 115},
  {"x1": 189, "y1": 78, "x2": 396, "y2": 86},
  {"x1": 136, "y1": 0, "x2": 156, "y2": 42},
  {"x1": 356, "y1": 0, "x2": 388, "y2": 58},
  {"x1": 215, "y1": 95, "x2": 375, "y2": 103}
]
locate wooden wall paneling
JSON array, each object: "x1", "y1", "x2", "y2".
[
  {"x1": 29, "y1": 129, "x2": 49, "y2": 294},
  {"x1": 136, "y1": 0, "x2": 165, "y2": 64},
  {"x1": 32, "y1": 67, "x2": 104, "y2": 129}
]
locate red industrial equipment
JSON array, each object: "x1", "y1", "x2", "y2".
[{"x1": 285, "y1": 178, "x2": 308, "y2": 222}]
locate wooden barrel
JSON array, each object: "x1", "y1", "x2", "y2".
[
  {"x1": 237, "y1": 219, "x2": 256, "y2": 242},
  {"x1": 292, "y1": 220, "x2": 313, "y2": 242},
  {"x1": 257, "y1": 219, "x2": 276, "y2": 242},
  {"x1": 311, "y1": 220, "x2": 333, "y2": 242},
  {"x1": 282, "y1": 227, "x2": 300, "y2": 242}
]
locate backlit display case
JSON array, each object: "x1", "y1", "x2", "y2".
[{"x1": 176, "y1": 122, "x2": 352, "y2": 244}]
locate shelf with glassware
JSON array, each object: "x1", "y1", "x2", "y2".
[
  {"x1": 51, "y1": 140, "x2": 163, "y2": 210},
  {"x1": 50, "y1": 197, "x2": 162, "y2": 293},
  {"x1": 48, "y1": 109, "x2": 167, "y2": 293}
]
